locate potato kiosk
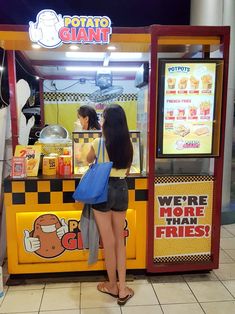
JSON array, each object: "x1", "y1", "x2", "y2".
[{"x1": 1, "y1": 10, "x2": 230, "y2": 276}]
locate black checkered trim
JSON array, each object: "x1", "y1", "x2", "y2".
[
  {"x1": 155, "y1": 176, "x2": 214, "y2": 184},
  {"x1": 12, "y1": 193, "x2": 25, "y2": 204},
  {"x1": 50, "y1": 180, "x2": 63, "y2": 191},
  {"x1": 4, "y1": 180, "x2": 12, "y2": 193},
  {"x1": 135, "y1": 190, "x2": 148, "y2": 201},
  {"x1": 5, "y1": 177, "x2": 147, "y2": 204},
  {"x1": 25, "y1": 180, "x2": 38, "y2": 192},
  {"x1": 44, "y1": 92, "x2": 137, "y2": 102},
  {"x1": 63, "y1": 191, "x2": 75, "y2": 203},
  {"x1": 116, "y1": 94, "x2": 137, "y2": 101},
  {"x1": 38, "y1": 192, "x2": 50, "y2": 204},
  {"x1": 73, "y1": 132, "x2": 101, "y2": 144},
  {"x1": 130, "y1": 132, "x2": 140, "y2": 143},
  {"x1": 44, "y1": 92, "x2": 89, "y2": 102},
  {"x1": 153, "y1": 254, "x2": 211, "y2": 264},
  {"x1": 73, "y1": 131, "x2": 140, "y2": 144}
]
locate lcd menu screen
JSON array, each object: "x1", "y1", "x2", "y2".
[{"x1": 157, "y1": 59, "x2": 223, "y2": 157}]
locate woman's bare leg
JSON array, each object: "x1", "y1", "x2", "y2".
[
  {"x1": 93, "y1": 209, "x2": 118, "y2": 293},
  {"x1": 111, "y1": 210, "x2": 128, "y2": 298}
]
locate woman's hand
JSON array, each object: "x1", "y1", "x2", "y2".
[{"x1": 125, "y1": 168, "x2": 130, "y2": 176}]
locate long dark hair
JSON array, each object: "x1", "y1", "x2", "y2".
[
  {"x1": 102, "y1": 104, "x2": 133, "y2": 169},
  {"x1": 78, "y1": 105, "x2": 101, "y2": 130}
]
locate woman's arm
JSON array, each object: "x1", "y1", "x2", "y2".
[
  {"x1": 125, "y1": 167, "x2": 130, "y2": 176},
  {"x1": 87, "y1": 145, "x2": 96, "y2": 163}
]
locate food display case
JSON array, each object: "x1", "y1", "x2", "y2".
[{"x1": 73, "y1": 131, "x2": 141, "y2": 175}]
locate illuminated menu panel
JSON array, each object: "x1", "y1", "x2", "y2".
[{"x1": 158, "y1": 61, "x2": 218, "y2": 156}]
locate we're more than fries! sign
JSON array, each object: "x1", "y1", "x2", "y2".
[{"x1": 154, "y1": 177, "x2": 213, "y2": 263}]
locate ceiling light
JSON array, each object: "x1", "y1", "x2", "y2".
[
  {"x1": 69, "y1": 45, "x2": 80, "y2": 50},
  {"x1": 32, "y1": 44, "x2": 41, "y2": 49},
  {"x1": 110, "y1": 52, "x2": 143, "y2": 60},
  {"x1": 0, "y1": 66, "x2": 4, "y2": 71},
  {"x1": 65, "y1": 52, "x2": 105, "y2": 60},
  {"x1": 35, "y1": 76, "x2": 39, "y2": 80},
  {"x1": 107, "y1": 46, "x2": 116, "y2": 51},
  {"x1": 66, "y1": 66, "x2": 139, "y2": 72}
]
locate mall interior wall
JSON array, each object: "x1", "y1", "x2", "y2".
[{"x1": 191, "y1": 0, "x2": 235, "y2": 223}]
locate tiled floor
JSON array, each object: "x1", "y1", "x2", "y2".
[{"x1": 1, "y1": 224, "x2": 235, "y2": 313}]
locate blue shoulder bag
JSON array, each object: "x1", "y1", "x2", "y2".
[{"x1": 73, "y1": 138, "x2": 113, "y2": 204}]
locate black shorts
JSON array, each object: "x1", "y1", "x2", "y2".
[{"x1": 92, "y1": 177, "x2": 128, "y2": 212}]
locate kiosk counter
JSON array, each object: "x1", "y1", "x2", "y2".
[{"x1": 4, "y1": 175, "x2": 147, "y2": 274}]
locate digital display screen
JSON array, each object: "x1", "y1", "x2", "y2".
[{"x1": 157, "y1": 60, "x2": 220, "y2": 157}]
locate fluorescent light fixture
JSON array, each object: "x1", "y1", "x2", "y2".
[
  {"x1": 107, "y1": 46, "x2": 116, "y2": 51},
  {"x1": 69, "y1": 45, "x2": 80, "y2": 50},
  {"x1": 66, "y1": 66, "x2": 139, "y2": 72},
  {"x1": 32, "y1": 44, "x2": 41, "y2": 49},
  {"x1": 65, "y1": 52, "x2": 105, "y2": 60},
  {"x1": 109, "y1": 52, "x2": 143, "y2": 60}
]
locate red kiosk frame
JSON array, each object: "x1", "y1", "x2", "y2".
[{"x1": 147, "y1": 25, "x2": 230, "y2": 273}]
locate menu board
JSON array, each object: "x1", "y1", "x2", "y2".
[{"x1": 158, "y1": 60, "x2": 219, "y2": 156}]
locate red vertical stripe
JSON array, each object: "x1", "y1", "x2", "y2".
[{"x1": 7, "y1": 50, "x2": 18, "y2": 152}]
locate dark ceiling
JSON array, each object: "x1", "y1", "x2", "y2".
[{"x1": 0, "y1": 0, "x2": 191, "y2": 27}]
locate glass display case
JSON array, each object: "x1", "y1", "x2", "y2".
[{"x1": 72, "y1": 131, "x2": 141, "y2": 175}]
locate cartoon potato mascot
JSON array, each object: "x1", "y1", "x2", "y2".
[{"x1": 24, "y1": 214, "x2": 68, "y2": 258}]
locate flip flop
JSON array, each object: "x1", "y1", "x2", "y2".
[
  {"x1": 117, "y1": 287, "x2": 134, "y2": 306},
  {"x1": 97, "y1": 282, "x2": 119, "y2": 298}
]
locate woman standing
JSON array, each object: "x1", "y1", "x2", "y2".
[
  {"x1": 87, "y1": 104, "x2": 134, "y2": 306},
  {"x1": 77, "y1": 105, "x2": 101, "y2": 264},
  {"x1": 77, "y1": 105, "x2": 101, "y2": 130}
]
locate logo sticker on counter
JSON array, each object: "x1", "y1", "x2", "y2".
[
  {"x1": 29, "y1": 9, "x2": 112, "y2": 48},
  {"x1": 23, "y1": 213, "x2": 129, "y2": 259}
]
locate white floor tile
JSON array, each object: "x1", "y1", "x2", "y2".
[
  {"x1": 0, "y1": 287, "x2": 8, "y2": 306},
  {"x1": 219, "y1": 249, "x2": 234, "y2": 264},
  {"x1": 3, "y1": 312, "x2": 38, "y2": 314},
  {"x1": 153, "y1": 282, "x2": 196, "y2": 304},
  {"x1": 220, "y1": 238, "x2": 235, "y2": 250},
  {"x1": 122, "y1": 284, "x2": 158, "y2": 306},
  {"x1": 0, "y1": 289, "x2": 43, "y2": 313},
  {"x1": 213, "y1": 263, "x2": 235, "y2": 280},
  {"x1": 183, "y1": 272, "x2": 218, "y2": 282},
  {"x1": 8, "y1": 283, "x2": 45, "y2": 291},
  {"x1": 223, "y1": 224, "x2": 235, "y2": 236},
  {"x1": 81, "y1": 285, "x2": 119, "y2": 309},
  {"x1": 122, "y1": 304, "x2": 163, "y2": 314},
  {"x1": 45, "y1": 282, "x2": 80, "y2": 289},
  {"x1": 222, "y1": 280, "x2": 235, "y2": 297},
  {"x1": 162, "y1": 303, "x2": 204, "y2": 314},
  {"x1": 81, "y1": 282, "x2": 99, "y2": 288},
  {"x1": 81, "y1": 308, "x2": 121, "y2": 314},
  {"x1": 201, "y1": 300, "x2": 235, "y2": 314},
  {"x1": 220, "y1": 227, "x2": 234, "y2": 238},
  {"x1": 224, "y1": 249, "x2": 235, "y2": 261},
  {"x1": 40, "y1": 310, "x2": 80, "y2": 314},
  {"x1": 187, "y1": 281, "x2": 233, "y2": 302},
  {"x1": 40, "y1": 287, "x2": 80, "y2": 311},
  {"x1": 128, "y1": 279, "x2": 150, "y2": 285},
  {"x1": 150, "y1": 275, "x2": 184, "y2": 283}
]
